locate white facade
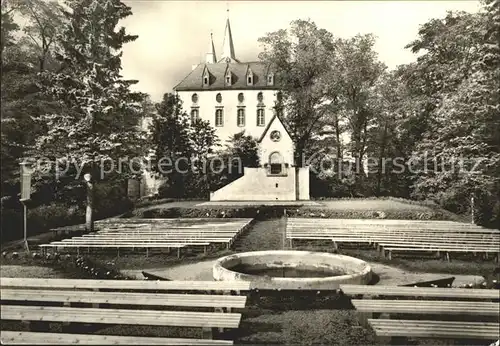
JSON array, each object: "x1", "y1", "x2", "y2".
[{"x1": 177, "y1": 89, "x2": 280, "y2": 144}]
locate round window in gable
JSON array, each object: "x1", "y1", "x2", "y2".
[
  {"x1": 191, "y1": 93, "x2": 198, "y2": 103},
  {"x1": 216, "y1": 93, "x2": 222, "y2": 103},
  {"x1": 238, "y1": 93, "x2": 244, "y2": 103},
  {"x1": 257, "y1": 92, "x2": 264, "y2": 102}
]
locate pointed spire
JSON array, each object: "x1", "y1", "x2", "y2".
[
  {"x1": 205, "y1": 32, "x2": 217, "y2": 64},
  {"x1": 218, "y1": 9, "x2": 239, "y2": 63}
]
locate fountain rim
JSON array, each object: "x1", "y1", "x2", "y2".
[{"x1": 213, "y1": 250, "x2": 372, "y2": 282}]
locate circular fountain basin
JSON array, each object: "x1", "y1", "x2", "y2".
[{"x1": 213, "y1": 250, "x2": 373, "y2": 290}]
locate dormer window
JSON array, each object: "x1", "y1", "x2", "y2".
[
  {"x1": 247, "y1": 68, "x2": 253, "y2": 86},
  {"x1": 267, "y1": 73, "x2": 274, "y2": 86},
  {"x1": 203, "y1": 72, "x2": 209, "y2": 86},
  {"x1": 225, "y1": 70, "x2": 232, "y2": 86}
]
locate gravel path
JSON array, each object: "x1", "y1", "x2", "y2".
[{"x1": 122, "y1": 257, "x2": 484, "y2": 287}]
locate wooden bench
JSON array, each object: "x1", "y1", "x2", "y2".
[
  {"x1": 39, "y1": 243, "x2": 206, "y2": 257},
  {"x1": 1, "y1": 278, "x2": 251, "y2": 344},
  {"x1": 1, "y1": 289, "x2": 247, "y2": 311},
  {"x1": 368, "y1": 319, "x2": 500, "y2": 341},
  {"x1": 0, "y1": 331, "x2": 234, "y2": 345},
  {"x1": 287, "y1": 227, "x2": 500, "y2": 235},
  {"x1": 380, "y1": 245, "x2": 500, "y2": 261},
  {"x1": 351, "y1": 299, "x2": 500, "y2": 317},
  {"x1": 74, "y1": 237, "x2": 235, "y2": 249},
  {"x1": 97, "y1": 229, "x2": 239, "y2": 234},
  {"x1": 1, "y1": 278, "x2": 252, "y2": 294},
  {"x1": 339, "y1": 284, "x2": 500, "y2": 300},
  {"x1": 1, "y1": 305, "x2": 241, "y2": 338}
]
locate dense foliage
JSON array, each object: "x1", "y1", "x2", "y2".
[
  {"x1": 1, "y1": 0, "x2": 145, "y2": 240},
  {"x1": 257, "y1": 1, "x2": 499, "y2": 228}
]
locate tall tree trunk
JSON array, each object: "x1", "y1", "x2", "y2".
[
  {"x1": 376, "y1": 121, "x2": 389, "y2": 196},
  {"x1": 334, "y1": 115, "x2": 342, "y2": 160},
  {"x1": 294, "y1": 141, "x2": 305, "y2": 200}
]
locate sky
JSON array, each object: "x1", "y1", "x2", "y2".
[{"x1": 120, "y1": 0, "x2": 481, "y2": 101}]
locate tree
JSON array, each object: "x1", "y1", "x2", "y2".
[
  {"x1": 1, "y1": 0, "x2": 64, "y2": 198},
  {"x1": 32, "y1": 0, "x2": 146, "y2": 231},
  {"x1": 258, "y1": 19, "x2": 336, "y2": 199},
  {"x1": 150, "y1": 93, "x2": 193, "y2": 198},
  {"x1": 334, "y1": 34, "x2": 386, "y2": 193},
  {"x1": 188, "y1": 117, "x2": 219, "y2": 195},
  {"x1": 406, "y1": 3, "x2": 500, "y2": 227},
  {"x1": 13, "y1": 0, "x2": 65, "y2": 71},
  {"x1": 209, "y1": 131, "x2": 260, "y2": 191}
]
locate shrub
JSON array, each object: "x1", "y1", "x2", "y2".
[{"x1": 0, "y1": 181, "x2": 134, "y2": 242}]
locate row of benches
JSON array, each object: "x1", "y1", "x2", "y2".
[
  {"x1": 339, "y1": 284, "x2": 500, "y2": 342},
  {"x1": 1, "y1": 277, "x2": 252, "y2": 345},
  {"x1": 287, "y1": 218, "x2": 500, "y2": 261},
  {"x1": 43, "y1": 218, "x2": 254, "y2": 256}
]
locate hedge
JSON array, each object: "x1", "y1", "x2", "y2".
[{"x1": 132, "y1": 205, "x2": 458, "y2": 221}]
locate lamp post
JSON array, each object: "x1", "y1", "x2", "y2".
[{"x1": 19, "y1": 161, "x2": 32, "y2": 253}]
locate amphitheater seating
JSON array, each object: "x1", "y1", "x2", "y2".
[
  {"x1": 1, "y1": 278, "x2": 251, "y2": 345},
  {"x1": 340, "y1": 284, "x2": 500, "y2": 343},
  {"x1": 287, "y1": 218, "x2": 500, "y2": 260},
  {"x1": 42, "y1": 218, "x2": 253, "y2": 256}
]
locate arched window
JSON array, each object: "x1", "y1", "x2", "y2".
[
  {"x1": 238, "y1": 93, "x2": 244, "y2": 103},
  {"x1": 216, "y1": 93, "x2": 222, "y2": 103},
  {"x1": 191, "y1": 93, "x2": 198, "y2": 103},
  {"x1": 215, "y1": 109, "x2": 223, "y2": 126},
  {"x1": 237, "y1": 108, "x2": 245, "y2": 127},
  {"x1": 257, "y1": 108, "x2": 265, "y2": 126},
  {"x1": 269, "y1": 152, "x2": 284, "y2": 175},
  {"x1": 190, "y1": 109, "x2": 199, "y2": 123},
  {"x1": 257, "y1": 92, "x2": 264, "y2": 102}
]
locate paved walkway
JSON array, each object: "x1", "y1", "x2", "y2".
[
  {"x1": 196, "y1": 201, "x2": 321, "y2": 207},
  {"x1": 122, "y1": 260, "x2": 484, "y2": 287}
]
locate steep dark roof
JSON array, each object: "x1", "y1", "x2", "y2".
[{"x1": 174, "y1": 62, "x2": 278, "y2": 91}]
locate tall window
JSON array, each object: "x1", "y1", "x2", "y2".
[
  {"x1": 257, "y1": 109, "x2": 265, "y2": 126},
  {"x1": 237, "y1": 108, "x2": 245, "y2": 127},
  {"x1": 215, "y1": 109, "x2": 223, "y2": 126},
  {"x1": 190, "y1": 109, "x2": 199, "y2": 123}
]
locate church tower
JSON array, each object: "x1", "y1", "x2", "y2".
[{"x1": 218, "y1": 10, "x2": 239, "y2": 63}]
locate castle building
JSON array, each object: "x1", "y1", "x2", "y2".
[
  {"x1": 139, "y1": 13, "x2": 310, "y2": 201},
  {"x1": 173, "y1": 14, "x2": 280, "y2": 144}
]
